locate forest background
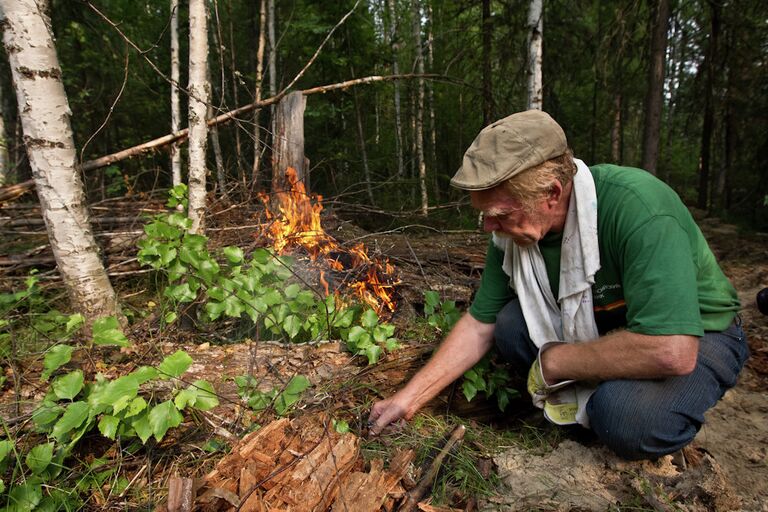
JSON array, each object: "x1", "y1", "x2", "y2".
[{"x1": 2, "y1": 0, "x2": 767, "y2": 229}]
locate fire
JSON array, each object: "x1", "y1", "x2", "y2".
[{"x1": 258, "y1": 168, "x2": 397, "y2": 316}]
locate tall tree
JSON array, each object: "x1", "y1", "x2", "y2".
[
  {"x1": 697, "y1": 0, "x2": 720, "y2": 210},
  {"x1": 170, "y1": 0, "x2": 182, "y2": 186},
  {"x1": 387, "y1": 0, "x2": 404, "y2": 177},
  {"x1": 1, "y1": 0, "x2": 119, "y2": 319},
  {"x1": 187, "y1": 0, "x2": 210, "y2": 234},
  {"x1": 0, "y1": 78, "x2": 9, "y2": 186},
  {"x1": 252, "y1": 0, "x2": 267, "y2": 185},
  {"x1": 482, "y1": 0, "x2": 494, "y2": 122},
  {"x1": 412, "y1": 0, "x2": 428, "y2": 216},
  {"x1": 641, "y1": 0, "x2": 671, "y2": 175},
  {"x1": 526, "y1": 0, "x2": 543, "y2": 110}
]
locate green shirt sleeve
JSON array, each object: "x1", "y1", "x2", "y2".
[
  {"x1": 621, "y1": 215, "x2": 704, "y2": 336},
  {"x1": 469, "y1": 239, "x2": 516, "y2": 324}
]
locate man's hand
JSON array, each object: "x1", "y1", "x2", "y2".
[
  {"x1": 368, "y1": 394, "x2": 412, "y2": 436},
  {"x1": 526, "y1": 342, "x2": 575, "y2": 407}
]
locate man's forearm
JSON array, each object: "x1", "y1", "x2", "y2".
[
  {"x1": 398, "y1": 313, "x2": 495, "y2": 415},
  {"x1": 541, "y1": 330, "x2": 699, "y2": 382}
]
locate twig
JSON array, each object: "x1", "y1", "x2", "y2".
[
  {"x1": 120, "y1": 463, "x2": 147, "y2": 498},
  {"x1": 398, "y1": 424, "x2": 466, "y2": 512},
  {"x1": 404, "y1": 236, "x2": 428, "y2": 285}
]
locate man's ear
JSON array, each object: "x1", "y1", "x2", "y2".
[{"x1": 546, "y1": 180, "x2": 563, "y2": 208}]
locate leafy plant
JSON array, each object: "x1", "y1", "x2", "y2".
[
  {"x1": 462, "y1": 355, "x2": 519, "y2": 412},
  {"x1": 423, "y1": 290, "x2": 462, "y2": 333},
  {"x1": 234, "y1": 374, "x2": 311, "y2": 416},
  {"x1": 137, "y1": 187, "x2": 399, "y2": 364}
]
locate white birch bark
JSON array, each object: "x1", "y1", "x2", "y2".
[
  {"x1": 187, "y1": 0, "x2": 209, "y2": 234},
  {"x1": 0, "y1": 78, "x2": 9, "y2": 186},
  {"x1": 170, "y1": 0, "x2": 182, "y2": 186},
  {"x1": 412, "y1": 0, "x2": 428, "y2": 216},
  {"x1": 0, "y1": 0, "x2": 119, "y2": 319},
  {"x1": 252, "y1": 0, "x2": 267, "y2": 183},
  {"x1": 387, "y1": 0, "x2": 404, "y2": 178},
  {"x1": 526, "y1": 0, "x2": 544, "y2": 110}
]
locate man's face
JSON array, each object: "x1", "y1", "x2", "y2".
[{"x1": 470, "y1": 187, "x2": 553, "y2": 246}]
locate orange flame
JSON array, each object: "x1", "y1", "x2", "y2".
[{"x1": 258, "y1": 168, "x2": 397, "y2": 316}]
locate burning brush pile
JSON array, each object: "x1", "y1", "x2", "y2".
[{"x1": 257, "y1": 168, "x2": 398, "y2": 317}]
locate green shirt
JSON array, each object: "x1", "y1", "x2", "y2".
[{"x1": 469, "y1": 164, "x2": 740, "y2": 336}]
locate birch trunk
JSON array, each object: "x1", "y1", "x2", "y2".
[
  {"x1": 170, "y1": 0, "x2": 182, "y2": 186},
  {"x1": 188, "y1": 0, "x2": 210, "y2": 234},
  {"x1": 387, "y1": 0, "x2": 404, "y2": 177},
  {"x1": 1, "y1": 0, "x2": 118, "y2": 319},
  {"x1": 526, "y1": 0, "x2": 543, "y2": 110},
  {"x1": 641, "y1": 0, "x2": 671, "y2": 175},
  {"x1": 0, "y1": 78, "x2": 9, "y2": 186},
  {"x1": 425, "y1": 1, "x2": 438, "y2": 200},
  {"x1": 267, "y1": 0, "x2": 277, "y2": 179},
  {"x1": 252, "y1": 0, "x2": 267, "y2": 185},
  {"x1": 412, "y1": 0, "x2": 428, "y2": 216}
]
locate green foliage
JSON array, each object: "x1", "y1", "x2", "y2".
[
  {"x1": 423, "y1": 291, "x2": 461, "y2": 333},
  {"x1": 234, "y1": 374, "x2": 311, "y2": 416},
  {"x1": 462, "y1": 355, "x2": 519, "y2": 412},
  {"x1": 137, "y1": 191, "x2": 399, "y2": 364}
]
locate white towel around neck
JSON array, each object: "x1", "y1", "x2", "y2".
[{"x1": 492, "y1": 159, "x2": 600, "y2": 426}]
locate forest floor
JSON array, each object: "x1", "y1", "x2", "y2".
[{"x1": 1, "y1": 199, "x2": 767, "y2": 511}]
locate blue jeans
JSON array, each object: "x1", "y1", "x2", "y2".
[{"x1": 494, "y1": 299, "x2": 750, "y2": 460}]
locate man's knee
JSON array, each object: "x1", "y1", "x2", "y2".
[
  {"x1": 493, "y1": 299, "x2": 536, "y2": 371},
  {"x1": 587, "y1": 381, "x2": 701, "y2": 460}
]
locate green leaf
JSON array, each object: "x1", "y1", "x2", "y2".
[
  {"x1": 41, "y1": 344, "x2": 74, "y2": 381},
  {"x1": 52, "y1": 401, "x2": 90, "y2": 441},
  {"x1": 92, "y1": 316, "x2": 130, "y2": 347},
  {"x1": 125, "y1": 396, "x2": 147, "y2": 418},
  {"x1": 424, "y1": 290, "x2": 440, "y2": 307},
  {"x1": 88, "y1": 374, "x2": 139, "y2": 411},
  {"x1": 0, "y1": 440, "x2": 14, "y2": 464},
  {"x1": 282, "y1": 314, "x2": 302, "y2": 339},
  {"x1": 132, "y1": 366, "x2": 159, "y2": 384},
  {"x1": 164, "y1": 282, "x2": 197, "y2": 303},
  {"x1": 462, "y1": 381, "x2": 478, "y2": 402},
  {"x1": 52, "y1": 370, "x2": 84, "y2": 400},
  {"x1": 360, "y1": 309, "x2": 379, "y2": 329},
  {"x1": 65, "y1": 313, "x2": 85, "y2": 334},
  {"x1": 174, "y1": 389, "x2": 197, "y2": 410},
  {"x1": 164, "y1": 311, "x2": 178, "y2": 324},
  {"x1": 284, "y1": 283, "x2": 301, "y2": 299},
  {"x1": 131, "y1": 411, "x2": 152, "y2": 444},
  {"x1": 25, "y1": 443, "x2": 54, "y2": 475},
  {"x1": 223, "y1": 246, "x2": 244, "y2": 264},
  {"x1": 347, "y1": 325, "x2": 367, "y2": 344},
  {"x1": 362, "y1": 344, "x2": 382, "y2": 365},
  {"x1": 205, "y1": 300, "x2": 227, "y2": 321},
  {"x1": 190, "y1": 380, "x2": 218, "y2": 411},
  {"x1": 284, "y1": 375, "x2": 310, "y2": 395},
  {"x1": 98, "y1": 415, "x2": 120, "y2": 440},
  {"x1": 148, "y1": 401, "x2": 184, "y2": 441},
  {"x1": 7, "y1": 481, "x2": 42, "y2": 512},
  {"x1": 158, "y1": 350, "x2": 193, "y2": 379},
  {"x1": 332, "y1": 419, "x2": 350, "y2": 434},
  {"x1": 32, "y1": 402, "x2": 64, "y2": 430}
]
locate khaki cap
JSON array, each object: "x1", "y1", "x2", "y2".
[{"x1": 450, "y1": 110, "x2": 568, "y2": 190}]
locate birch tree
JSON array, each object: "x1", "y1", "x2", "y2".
[
  {"x1": 187, "y1": 0, "x2": 210, "y2": 234},
  {"x1": 170, "y1": 0, "x2": 182, "y2": 186},
  {"x1": 412, "y1": 0, "x2": 428, "y2": 216},
  {"x1": 0, "y1": 0, "x2": 119, "y2": 319},
  {"x1": 0, "y1": 79, "x2": 9, "y2": 186},
  {"x1": 526, "y1": 0, "x2": 544, "y2": 110}
]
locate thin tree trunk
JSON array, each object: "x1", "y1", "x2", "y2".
[
  {"x1": 1, "y1": 0, "x2": 119, "y2": 319},
  {"x1": 426, "y1": 1, "x2": 438, "y2": 201},
  {"x1": 267, "y1": 0, "x2": 277, "y2": 183},
  {"x1": 412, "y1": 0, "x2": 428, "y2": 216},
  {"x1": 665, "y1": 14, "x2": 685, "y2": 184},
  {"x1": 188, "y1": 0, "x2": 210, "y2": 234},
  {"x1": 252, "y1": 0, "x2": 267, "y2": 186},
  {"x1": 225, "y1": 0, "x2": 244, "y2": 180},
  {"x1": 387, "y1": 0, "x2": 404, "y2": 177},
  {"x1": 641, "y1": 0, "x2": 671, "y2": 175},
  {"x1": 482, "y1": 0, "x2": 493, "y2": 122},
  {"x1": 208, "y1": 17, "x2": 229, "y2": 201},
  {"x1": 697, "y1": 1, "x2": 719, "y2": 211},
  {"x1": 350, "y1": 64, "x2": 374, "y2": 204},
  {"x1": 610, "y1": 93, "x2": 622, "y2": 163},
  {"x1": 526, "y1": 0, "x2": 543, "y2": 110},
  {"x1": 271, "y1": 91, "x2": 306, "y2": 192},
  {"x1": 170, "y1": 0, "x2": 182, "y2": 186},
  {"x1": 0, "y1": 78, "x2": 9, "y2": 186}
]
